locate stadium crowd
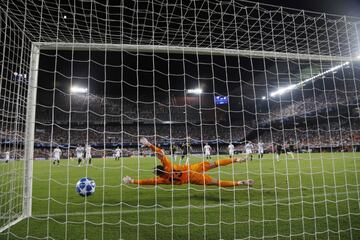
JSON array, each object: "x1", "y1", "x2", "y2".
[
  {"x1": 28, "y1": 118, "x2": 360, "y2": 158},
  {"x1": 258, "y1": 121, "x2": 359, "y2": 149},
  {"x1": 258, "y1": 90, "x2": 359, "y2": 124},
  {"x1": 3, "y1": 89, "x2": 359, "y2": 160}
]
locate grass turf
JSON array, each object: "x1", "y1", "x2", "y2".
[{"x1": 1, "y1": 152, "x2": 360, "y2": 239}]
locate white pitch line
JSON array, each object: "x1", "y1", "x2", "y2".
[{"x1": 31, "y1": 190, "x2": 359, "y2": 218}]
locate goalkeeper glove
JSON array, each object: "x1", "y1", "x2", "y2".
[
  {"x1": 140, "y1": 137, "x2": 150, "y2": 147},
  {"x1": 123, "y1": 176, "x2": 133, "y2": 184}
]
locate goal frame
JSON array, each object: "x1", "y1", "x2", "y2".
[
  {"x1": 0, "y1": 43, "x2": 39, "y2": 233},
  {"x1": 34, "y1": 42, "x2": 355, "y2": 62},
  {"x1": 0, "y1": 40, "x2": 356, "y2": 233}
]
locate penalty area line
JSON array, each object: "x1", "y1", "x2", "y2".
[{"x1": 31, "y1": 190, "x2": 359, "y2": 218}]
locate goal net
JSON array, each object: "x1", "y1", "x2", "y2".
[{"x1": 1, "y1": 0, "x2": 360, "y2": 239}]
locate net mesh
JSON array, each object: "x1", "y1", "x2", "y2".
[
  {"x1": 1, "y1": 0, "x2": 360, "y2": 239},
  {"x1": 0, "y1": 3, "x2": 32, "y2": 232}
]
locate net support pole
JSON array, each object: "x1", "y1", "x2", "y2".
[{"x1": 23, "y1": 43, "x2": 40, "y2": 218}]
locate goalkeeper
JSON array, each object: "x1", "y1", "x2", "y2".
[{"x1": 123, "y1": 138, "x2": 254, "y2": 187}]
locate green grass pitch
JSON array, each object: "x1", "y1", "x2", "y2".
[{"x1": 1, "y1": 152, "x2": 360, "y2": 239}]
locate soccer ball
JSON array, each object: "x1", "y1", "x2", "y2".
[{"x1": 76, "y1": 177, "x2": 96, "y2": 197}]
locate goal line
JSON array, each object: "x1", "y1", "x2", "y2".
[{"x1": 28, "y1": 190, "x2": 359, "y2": 219}]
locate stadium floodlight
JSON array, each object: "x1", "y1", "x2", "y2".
[
  {"x1": 187, "y1": 88, "x2": 203, "y2": 94},
  {"x1": 13, "y1": 72, "x2": 27, "y2": 81},
  {"x1": 270, "y1": 61, "x2": 350, "y2": 97},
  {"x1": 270, "y1": 85, "x2": 296, "y2": 97},
  {"x1": 261, "y1": 96, "x2": 266, "y2": 100},
  {"x1": 70, "y1": 86, "x2": 88, "y2": 94}
]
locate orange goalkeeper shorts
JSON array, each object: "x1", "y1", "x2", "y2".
[
  {"x1": 189, "y1": 172, "x2": 213, "y2": 185},
  {"x1": 189, "y1": 161, "x2": 212, "y2": 173}
]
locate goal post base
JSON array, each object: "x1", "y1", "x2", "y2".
[{"x1": 0, "y1": 216, "x2": 26, "y2": 233}]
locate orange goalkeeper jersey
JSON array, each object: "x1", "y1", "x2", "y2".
[
  {"x1": 155, "y1": 151, "x2": 190, "y2": 184},
  {"x1": 134, "y1": 150, "x2": 214, "y2": 185}
]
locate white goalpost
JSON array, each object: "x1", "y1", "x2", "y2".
[{"x1": 1, "y1": 0, "x2": 360, "y2": 239}]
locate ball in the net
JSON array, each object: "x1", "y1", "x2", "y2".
[{"x1": 76, "y1": 177, "x2": 96, "y2": 197}]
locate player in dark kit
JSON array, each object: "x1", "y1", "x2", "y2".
[
  {"x1": 180, "y1": 142, "x2": 191, "y2": 164},
  {"x1": 285, "y1": 142, "x2": 295, "y2": 159},
  {"x1": 274, "y1": 143, "x2": 282, "y2": 162},
  {"x1": 170, "y1": 144, "x2": 177, "y2": 162}
]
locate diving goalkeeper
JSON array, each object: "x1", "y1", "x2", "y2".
[{"x1": 123, "y1": 138, "x2": 254, "y2": 187}]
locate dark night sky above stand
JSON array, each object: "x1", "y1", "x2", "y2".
[
  {"x1": 257, "y1": 0, "x2": 360, "y2": 18},
  {"x1": 35, "y1": 0, "x2": 360, "y2": 119}
]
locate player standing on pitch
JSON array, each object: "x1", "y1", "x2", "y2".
[
  {"x1": 228, "y1": 143, "x2": 235, "y2": 158},
  {"x1": 5, "y1": 151, "x2": 10, "y2": 163},
  {"x1": 245, "y1": 141, "x2": 254, "y2": 161},
  {"x1": 274, "y1": 143, "x2": 282, "y2": 162},
  {"x1": 85, "y1": 144, "x2": 92, "y2": 166},
  {"x1": 258, "y1": 141, "x2": 265, "y2": 159},
  {"x1": 53, "y1": 146, "x2": 62, "y2": 166},
  {"x1": 203, "y1": 143, "x2": 212, "y2": 160},
  {"x1": 114, "y1": 146, "x2": 121, "y2": 160},
  {"x1": 75, "y1": 145, "x2": 84, "y2": 166},
  {"x1": 180, "y1": 140, "x2": 191, "y2": 164},
  {"x1": 285, "y1": 142, "x2": 295, "y2": 159},
  {"x1": 170, "y1": 144, "x2": 177, "y2": 162},
  {"x1": 123, "y1": 138, "x2": 254, "y2": 187}
]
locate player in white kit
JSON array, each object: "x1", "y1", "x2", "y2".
[
  {"x1": 53, "y1": 147, "x2": 62, "y2": 166},
  {"x1": 114, "y1": 147, "x2": 121, "y2": 160},
  {"x1": 75, "y1": 145, "x2": 84, "y2": 166},
  {"x1": 228, "y1": 143, "x2": 235, "y2": 158},
  {"x1": 245, "y1": 141, "x2": 254, "y2": 161},
  {"x1": 5, "y1": 151, "x2": 10, "y2": 163},
  {"x1": 85, "y1": 145, "x2": 92, "y2": 166},
  {"x1": 258, "y1": 141, "x2": 265, "y2": 159},
  {"x1": 203, "y1": 143, "x2": 212, "y2": 160}
]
